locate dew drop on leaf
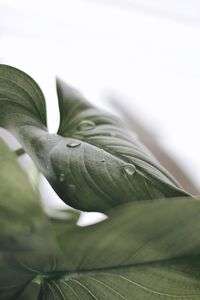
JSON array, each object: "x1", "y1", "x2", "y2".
[
  {"x1": 59, "y1": 173, "x2": 65, "y2": 182},
  {"x1": 110, "y1": 132, "x2": 116, "y2": 137},
  {"x1": 67, "y1": 141, "x2": 81, "y2": 148},
  {"x1": 77, "y1": 120, "x2": 96, "y2": 131},
  {"x1": 68, "y1": 184, "x2": 76, "y2": 194},
  {"x1": 123, "y1": 164, "x2": 136, "y2": 175}
]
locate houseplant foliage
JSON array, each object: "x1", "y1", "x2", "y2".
[
  {"x1": 0, "y1": 65, "x2": 200, "y2": 299},
  {"x1": 0, "y1": 65, "x2": 189, "y2": 212}
]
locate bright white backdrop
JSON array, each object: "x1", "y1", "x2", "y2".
[{"x1": 1, "y1": 0, "x2": 200, "y2": 223}]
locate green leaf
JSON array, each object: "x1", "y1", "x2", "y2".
[
  {"x1": 0, "y1": 64, "x2": 47, "y2": 128},
  {"x1": 0, "y1": 137, "x2": 199, "y2": 299},
  {"x1": 0, "y1": 64, "x2": 189, "y2": 212},
  {"x1": 16, "y1": 282, "x2": 40, "y2": 300},
  {"x1": 41, "y1": 198, "x2": 200, "y2": 299},
  {"x1": 0, "y1": 138, "x2": 56, "y2": 300},
  {"x1": 46, "y1": 207, "x2": 80, "y2": 222}
]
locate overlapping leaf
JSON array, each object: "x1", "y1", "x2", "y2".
[
  {"x1": 0, "y1": 64, "x2": 189, "y2": 212},
  {"x1": 42, "y1": 198, "x2": 200, "y2": 299},
  {"x1": 1, "y1": 138, "x2": 200, "y2": 299},
  {"x1": 0, "y1": 139, "x2": 57, "y2": 300},
  {"x1": 17, "y1": 283, "x2": 40, "y2": 300}
]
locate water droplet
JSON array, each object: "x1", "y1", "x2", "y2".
[
  {"x1": 123, "y1": 164, "x2": 136, "y2": 175},
  {"x1": 67, "y1": 141, "x2": 81, "y2": 148},
  {"x1": 59, "y1": 173, "x2": 65, "y2": 182},
  {"x1": 68, "y1": 184, "x2": 76, "y2": 194},
  {"x1": 77, "y1": 120, "x2": 96, "y2": 131},
  {"x1": 110, "y1": 132, "x2": 116, "y2": 137}
]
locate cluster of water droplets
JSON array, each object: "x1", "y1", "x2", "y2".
[
  {"x1": 58, "y1": 120, "x2": 137, "y2": 196},
  {"x1": 65, "y1": 120, "x2": 97, "y2": 149},
  {"x1": 59, "y1": 121, "x2": 95, "y2": 186},
  {"x1": 66, "y1": 120, "x2": 96, "y2": 148},
  {"x1": 59, "y1": 173, "x2": 65, "y2": 182},
  {"x1": 58, "y1": 174, "x2": 76, "y2": 194}
]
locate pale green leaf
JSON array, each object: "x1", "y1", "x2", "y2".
[{"x1": 0, "y1": 64, "x2": 189, "y2": 213}]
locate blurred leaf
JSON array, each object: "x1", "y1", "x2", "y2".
[
  {"x1": 0, "y1": 139, "x2": 56, "y2": 300},
  {"x1": 0, "y1": 65, "x2": 190, "y2": 212},
  {"x1": 46, "y1": 207, "x2": 80, "y2": 222},
  {"x1": 41, "y1": 198, "x2": 200, "y2": 299},
  {"x1": 111, "y1": 97, "x2": 199, "y2": 195},
  {"x1": 26, "y1": 161, "x2": 41, "y2": 191},
  {"x1": 16, "y1": 282, "x2": 40, "y2": 300},
  {"x1": 0, "y1": 138, "x2": 200, "y2": 299}
]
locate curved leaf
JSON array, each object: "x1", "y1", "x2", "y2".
[
  {"x1": 0, "y1": 64, "x2": 46, "y2": 128},
  {"x1": 0, "y1": 64, "x2": 189, "y2": 212},
  {"x1": 0, "y1": 137, "x2": 200, "y2": 299},
  {"x1": 41, "y1": 198, "x2": 200, "y2": 299},
  {"x1": 0, "y1": 139, "x2": 56, "y2": 300}
]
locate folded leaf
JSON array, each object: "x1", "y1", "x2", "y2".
[
  {"x1": 0, "y1": 64, "x2": 189, "y2": 212},
  {"x1": 42, "y1": 198, "x2": 200, "y2": 299},
  {"x1": 0, "y1": 139, "x2": 56, "y2": 300}
]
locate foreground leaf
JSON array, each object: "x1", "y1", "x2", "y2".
[
  {"x1": 16, "y1": 283, "x2": 40, "y2": 300},
  {"x1": 0, "y1": 64, "x2": 189, "y2": 212},
  {"x1": 42, "y1": 198, "x2": 200, "y2": 299},
  {"x1": 0, "y1": 139, "x2": 56, "y2": 300},
  {"x1": 0, "y1": 138, "x2": 200, "y2": 299}
]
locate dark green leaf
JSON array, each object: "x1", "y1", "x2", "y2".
[
  {"x1": 0, "y1": 64, "x2": 189, "y2": 212},
  {"x1": 0, "y1": 139, "x2": 56, "y2": 300},
  {"x1": 16, "y1": 282, "x2": 40, "y2": 300},
  {"x1": 42, "y1": 198, "x2": 200, "y2": 299},
  {"x1": 46, "y1": 207, "x2": 80, "y2": 222},
  {"x1": 0, "y1": 64, "x2": 47, "y2": 128},
  {"x1": 0, "y1": 137, "x2": 199, "y2": 299}
]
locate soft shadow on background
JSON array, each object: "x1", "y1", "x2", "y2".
[{"x1": 1, "y1": 0, "x2": 200, "y2": 223}]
